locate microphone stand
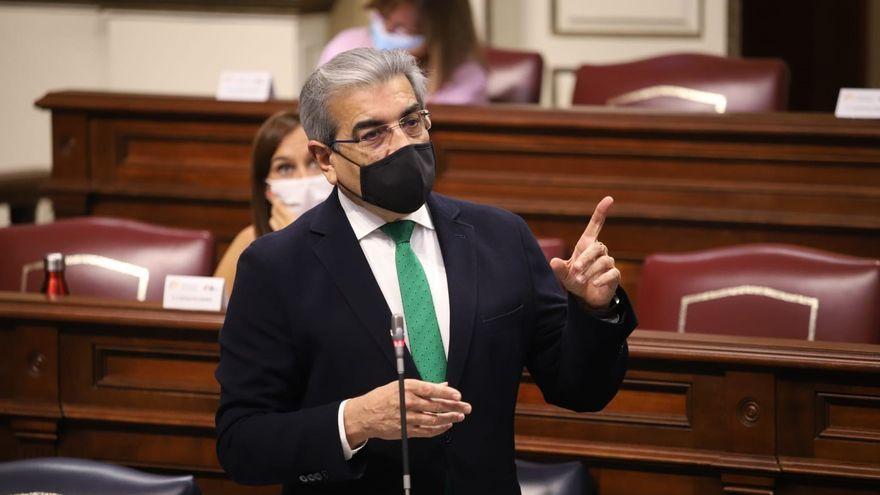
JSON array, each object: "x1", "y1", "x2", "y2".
[{"x1": 392, "y1": 314, "x2": 412, "y2": 495}]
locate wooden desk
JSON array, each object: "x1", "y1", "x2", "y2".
[
  {"x1": 0, "y1": 170, "x2": 49, "y2": 224},
  {"x1": 0, "y1": 293, "x2": 262, "y2": 494},
  {"x1": 1, "y1": 293, "x2": 878, "y2": 494},
  {"x1": 35, "y1": 92, "x2": 880, "y2": 300}
]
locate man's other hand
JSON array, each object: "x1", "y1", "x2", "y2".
[{"x1": 343, "y1": 379, "x2": 472, "y2": 447}]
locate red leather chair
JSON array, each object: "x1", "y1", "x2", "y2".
[
  {"x1": 0, "y1": 217, "x2": 215, "y2": 302},
  {"x1": 484, "y1": 46, "x2": 544, "y2": 104},
  {"x1": 636, "y1": 244, "x2": 880, "y2": 343},
  {"x1": 537, "y1": 238, "x2": 566, "y2": 261},
  {"x1": 572, "y1": 53, "x2": 789, "y2": 113}
]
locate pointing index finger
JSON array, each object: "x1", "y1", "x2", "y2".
[
  {"x1": 573, "y1": 196, "x2": 614, "y2": 259},
  {"x1": 585, "y1": 196, "x2": 613, "y2": 242}
]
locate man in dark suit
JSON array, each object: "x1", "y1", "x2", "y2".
[{"x1": 215, "y1": 47, "x2": 637, "y2": 494}]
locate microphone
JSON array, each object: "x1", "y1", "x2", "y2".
[{"x1": 392, "y1": 314, "x2": 411, "y2": 495}]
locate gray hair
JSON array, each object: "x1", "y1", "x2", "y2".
[{"x1": 298, "y1": 47, "x2": 428, "y2": 146}]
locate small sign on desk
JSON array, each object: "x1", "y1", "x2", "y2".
[
  {"x1": 163, "y1": 275, "x2": 225, "y2": 312},
  {"x1": 835, "y1": 88, "x2": 880, "y2": 119},
  {"x1": 216, "y1": 70, "x2": 274, "y2": 102}
]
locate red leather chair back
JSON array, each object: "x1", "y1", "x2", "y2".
[
  {"x1": 484, "y1": 46, "x2": 544, "y2": 104},
  {"x1": 572, "y1": 53, "x2": 789, "y2": 113},
  {"x1": 0, "y1": 217, "x2": 215, "y2": 302},
  {"x1": 537, "y1": 238, "x2": 565, "y2": 261},
  {"x1": 636, "y1": 244, "x2": 880, "y2": 344}
]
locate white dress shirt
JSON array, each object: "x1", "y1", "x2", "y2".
[{"x1": 335, "y1": 190, "x2": 450, "y2": 460}]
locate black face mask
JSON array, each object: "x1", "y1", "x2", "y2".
[{"x1": 335, "y1": 142, "x2": 436, "y2": 214}]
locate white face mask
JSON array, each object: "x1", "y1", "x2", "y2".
[{"x1": 266, "y1": 175, "x2": 333, "y2": 217}]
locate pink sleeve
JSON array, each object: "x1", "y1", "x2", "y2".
[
  {"x1": 318, "y1": 27, "x2": 374, "y2": 67},
  {"x1": 428, "y1": 60, "x2": 489, "y2": 106}
]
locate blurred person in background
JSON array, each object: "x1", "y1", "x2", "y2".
[
  {"x1": 214, "y1": 111, "x2": 331, "y2": 294},
  {"x1": 319, "y1": 0, "x2": 488, "y2": 105}
]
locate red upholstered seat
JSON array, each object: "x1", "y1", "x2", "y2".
[
  {"x1": 636, "y1": 244, "x2": 880, "y2": 344},
  {"x1": 484, "y1": 46, "x2": 544, "y2": 104},
  {"x1": 0, "y1": 217, "x2": 215, "y2": 302},
  {"x1": 537, "y1": 238, "x2": 565, "y2": 262},
  {"x1": 572, "y1": 53, "x2": 789, "y2": 113}
]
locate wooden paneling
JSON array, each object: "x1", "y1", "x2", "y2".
[
  {"x1": 817, "y1": 393, "x2": 880, "y2": 443},
  {"x1": 89, "y1": 118, "x2": 255, "y2": 189},
  {"x1": 35, "y1": 92, "x2": 880, "y2": 303},
  {"x1": 592, "y1": 468, "x2": 721, "y2": 495},
  {"x1": 61, "y1": 334, "x2": 218, "y2": 426},
  {"x1": 776, "y1": 376, "x2": 880, "y2": 471},
  {"x1": 94, "y1": 345, "x2": 218, "y2": 395},
  {"x1": 3, "y1": 292, "x2": 879, "y2": 494}
]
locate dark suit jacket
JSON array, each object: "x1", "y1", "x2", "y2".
[{"x1": 215, "y1": 191, "x2": 636, "y2": 494}]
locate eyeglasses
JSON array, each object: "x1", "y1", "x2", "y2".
[{"x1": 330, "y1": 110, "x2": 431, "y2": 151}]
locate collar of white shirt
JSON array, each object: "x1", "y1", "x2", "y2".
[{"x1": 336, "y1": 188, "x2": 434, "y2": 240}]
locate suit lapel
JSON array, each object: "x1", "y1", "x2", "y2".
[
  {"x1": 428, "y1": 194, "x2": 477, "y2": 390},
  {"x1": 310, "y1": 190, "x2": 397, "y2": 372}
]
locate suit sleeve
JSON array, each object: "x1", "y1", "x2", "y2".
[
  {"x1": 215, "y1": 245, "x2": 366, "y2": 485},
  {"x1": 518, "y1": 217, "x2": 638, "y2": 412}
]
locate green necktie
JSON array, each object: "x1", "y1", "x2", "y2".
[{"x1": 381, "y1": 220, "x2": 446, "y2": 383}]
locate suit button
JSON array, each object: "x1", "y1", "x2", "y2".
[
  {"x1": 299, "y1": 475, "x2": 308, "y2": 483},
  {"x1": 442, "y1": 433, "x2": 451, "y2": 445},
  {"x1": 314, "y1": 472, "x2": 323, "y2": 481},
  {"x1": 307, "y1": 474, "x2": 317, "y2": 482}
]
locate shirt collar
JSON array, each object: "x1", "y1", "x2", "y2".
[{"x1": 337, "y1": 188, "x2": 434, "y2": 241}]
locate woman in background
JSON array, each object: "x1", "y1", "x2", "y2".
[
  {"x1": 319, "y1": 0, "x2": 487, "y2": 105},
  {"x1": 214, "y1": 111, "x2": 331, "y2": 294}
]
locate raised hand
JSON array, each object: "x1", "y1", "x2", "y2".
[
  {"x1": 268, "y1": 196, "x2": 297, "y2": 232},
  {"x1": 549, "y1": 196, "x2": 620, "y2": 310},
  {"x1": 343, "y1": 379, "x2": 472, "y2": 447}
]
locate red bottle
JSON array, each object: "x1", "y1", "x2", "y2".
[{"x1": 41, "y1": 252, "x2": 70, "y2": 297}]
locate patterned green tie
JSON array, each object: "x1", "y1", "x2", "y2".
[{"x1": 381, "y1": 220, "x2": 446, "y2": 383}]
